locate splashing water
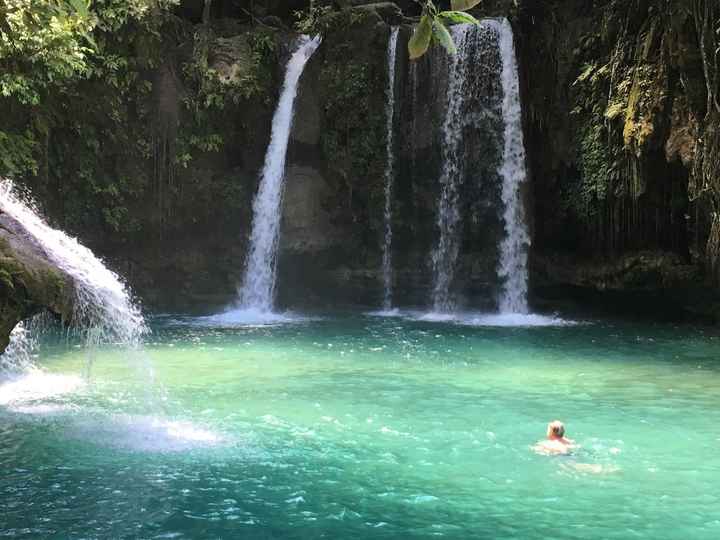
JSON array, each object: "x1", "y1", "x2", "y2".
[
  {"x1": 0, "y1": 320, "x2": 38, "y2": 372},
  {"x1": 380, "y1": 27, "x2": 400, "y2": 312},
  {"x1": 238, "y1": 36, "x2": 321, "y2": 314},
  {"x1": 493, "y1": 19, "x2": 531, "y2": 314},
  {"x1": 0, "y1": 180, "x2": 146, "y2": 349}
]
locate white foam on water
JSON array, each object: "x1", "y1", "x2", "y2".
[
  {"x1": 69, "y1": 414, "x2": 224, "y2": 453},
  {"x1": 0, "y1": 373, "x2": 223, "y2": 452},
  {"x1": 0, "y1": 370, "x2": 85, "y2": 406},
  {"x1": 366, "y1": 308, "x2": 402, "y2": 318},
  {"x1": 192, "y1": 307, "x2": 311, "y2": 328},
  {"x1": 416, "y1": 311, "x2": 459, "y2": 323},
  {"x1": 460, "y1": 312, "x2": 576, "y2": 327},
  {"x1": 404, "y1": 310, "x2": 576, "y2": 327},
  {"x1": 10, "y1": 403, "x2": 76, "y2": 415}
]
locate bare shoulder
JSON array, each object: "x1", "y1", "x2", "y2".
[{"x1": 532, "y1": 440, "x2": 572, "y2": 455}]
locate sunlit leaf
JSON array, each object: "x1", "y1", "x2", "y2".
[
  {"x1": 450, "y1": 0, "x2": 483, "y2": 12},
  {"x1": 432, "y1": 20, "x2": 456, "y2": 55},
  {"x1": 408, "y1": 14, "x2": 433, "y2": 60},
  {"x1": 81, "y1": 31, "x2": 97, "y2": 50},
  {"x1": 67, "y1": 0, "x2": 90, "y2": 19},
  {"x1": 0, "y1": 16, "x2": 12, "y2": 38},
  {"x1": 438, "y1": 11, "x2": 480, "y2": 25}
]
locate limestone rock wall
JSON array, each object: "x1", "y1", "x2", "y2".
[{"x1": 6, "y1": 0, "x2": 718, "y2": 319}]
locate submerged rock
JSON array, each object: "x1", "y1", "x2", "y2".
[
  {"x1": 0, "y1": 213, "x2": 74, "y2": 352},
  {"x1": 533, "y1": 251, "x2": 698, "y2": 292}
]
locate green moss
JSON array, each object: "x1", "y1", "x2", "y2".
[
  {"x1": 0, "y1": 232, "x2": 75, "y2": 353},
  {"x1": 318, "y1": 8, "x2": 386, "y2": 196},
  {"x1": 320, "y1": 59, "x2": 383, "y2": 177},
  {"x1": 183, "y1": 26, "x2": 278, "y2": 113},
  {"x1": 0, "y1": 268, "x2": 15, "y2": 292}
]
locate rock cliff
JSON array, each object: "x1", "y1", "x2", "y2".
[{"x1": 4, "y1": 0, "x2": 717, "y2": 320}]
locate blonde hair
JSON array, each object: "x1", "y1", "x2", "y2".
[{"x1": 547, "y1": 420, "x2": 565, "y2": 438}]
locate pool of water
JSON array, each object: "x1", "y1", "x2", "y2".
[{"x1": 1, "y1": 313, "x2": 719, "y2": 539}]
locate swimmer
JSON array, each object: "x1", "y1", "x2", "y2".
[{"x1": 532, "y1": 420, "x2": 577, "y2": 455}]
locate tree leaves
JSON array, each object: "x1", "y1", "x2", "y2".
[
  {"x1": 66, "y1": 0, "x2": 90, "y2": 19},
  {"x1": 438, "y1": 11, "x2": 480, "y2": 26},
  {"x1": 450, "y1": 0, "x2": 483, "y2": 11},
  {"x1": 409, "y1": 1, "x2": 482, "y2": 60},
  {"x1": 432, "y1": 19, "x2": 456, "y2": 55},
  {"x1": 408, "y1": 14, "x2": 433, "y2": 59}
]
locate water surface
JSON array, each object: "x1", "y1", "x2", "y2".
[{"x1": 1, "y1": 315, "x2": 719, "y2": 539}]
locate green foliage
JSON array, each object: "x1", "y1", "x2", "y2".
[
  {"x1": 0, "y1": 0, "x2": 95, "y2": 106},
  {"x1": 293, "y1": 1, "x2": 333, "y2": 35},
  {"x1": 409, "y1": 12, "x2": 433, "y2": 59},
  {"x1": 178, "y1": 25, "x2": 278, "y2": 191},
  {"x1": 0, "y1": 0, "x2": 182, "y2": 240},
  {"x1": 432, "y1": 19, "x2": 457, "y2": 55},
  {"x1": 0, "y1": 0, "x2": 96, "y2": 177},
  {"x1": 438, "y1": 11, "x2": 480, "y2": 26},
  {"x1": 0, "y1": 0, "x2": 281, "y2": 239},
  {"x1": 567, "y1": 56, "x2": 619, "y2": 222},
  {"x1": 0, "y1": 1, "x2": 175, "y2": 170},
  {"x1": 408, "y1": 0, "x2": 481, "y2": 59},
  {"x1": 320, "y1": 53, "x2": 385, "y2": 184},
  {"x1": 450, "y1": 0, "x2": 483, "y2": 10},
  {"x1": 0, "y1": 131, "x2": 37, "y2": 175},
  {"x1": 183, "y1": 27, "x2": 276, "y2": 114}
]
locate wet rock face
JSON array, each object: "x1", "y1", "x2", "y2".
[
  {"x1": 517, "y1": 0, "x2": 709, "y2": 260},
  {"x1": 14, "y1": 0, "x2": 716, "y2": 316},
  {"x1": 269, "y1": 11, "x2": 512, "y2": 309},
  {"x1": 281, "y1": 165, "x2": 347, "y2": 253},
  {"x1": 533, "y1": 251, "x2": 699, "y2": 293},
  {"x1": 0, "y1": 213, "x2": 74, "y2": 352}
]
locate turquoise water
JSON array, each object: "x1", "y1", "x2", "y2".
[{"x1": 1, "y1": 314, "x2": 720, "y2": 539}]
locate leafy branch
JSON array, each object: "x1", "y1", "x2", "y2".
[{"x1": 408, "y1": 0, "x2": 482, "y2": 59}]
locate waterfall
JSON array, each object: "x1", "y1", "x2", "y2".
[
  {"x1": 238, "y1": 35, "x2": 321, "y2": 313},
  {"x1": 380, "y1": 27, "x2": 399, "y2": 311},
  {"x1": 0, "y1": 180, "x2": 146, "y2": 356},
  {"x1": 494, "y1": 19, "x2": 530, "y2": 314},
  {"x1": 431, "y1": 24, "x2": 502, "y2": 312},
  {"x1": 430, "y1": 25, "x2": 472, "y2": 312},
  {"x1": 0, "y1": 321, "x2": 37, "y2": 372},
  {"x1": 427, "y1": 20, "x2": 530, "y2": 315}
]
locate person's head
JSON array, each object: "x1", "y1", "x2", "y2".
[{"x1": 547, "y1": 420, "x2": 565, "y2": 439}]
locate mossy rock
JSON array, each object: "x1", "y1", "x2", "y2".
[{"x1": 0, "y1": 213, "x2": 75, "y2": 352}]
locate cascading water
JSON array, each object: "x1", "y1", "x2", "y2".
[
  {"x1": 427, "y1": 20, "x2": 530, "y2": 316},
  {"x1": 238, "y1": 36, "x2": 321, "y2": 314},
  {"x1": 0, "y1": 180, "x2": 146, "y2": 349},
  {"x1": 430, "y1": 25, "x2": 473, "y2": 313},
  {"x1": 380, "y1": 27, "x2": 399, "y2": 312},
  {"x1": 430, "y1": 24, "x2": 501, "y2": 313},
  {"x1": 0, "y1": 320, "x2": 37, "y2": 372},
  {"x1": 493, "y1": 19, "x2": 530, "y2": 314}
]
